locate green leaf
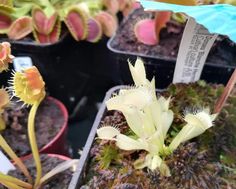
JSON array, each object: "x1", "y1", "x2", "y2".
[{"x1": 12, "y1": 4, "x2": 33, "y2": 18}]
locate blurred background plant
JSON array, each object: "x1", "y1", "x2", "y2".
[{"x1": 0, "y1": 0, "x2": 139, "y2": 44}]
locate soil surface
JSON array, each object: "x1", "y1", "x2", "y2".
[
  {"x1": 110, "y1": 9, "x2": 236, "y2": 67},
  {"x1": 0, "y1": 154, "x2": 73, "y2": 189},
  {"x1": 80, "y1": 82, "x2": 236, "y2": 189},
  {"x1": 1, "y1": 97, "x2": 65, "y2": 157}
]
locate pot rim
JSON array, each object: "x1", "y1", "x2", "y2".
[
  {"x1": 1, "y1": 32, "x2": 69, "y2": 48},
  {"x1": 68, "y1": 85, "x2": 129, "y2": 189},
  {"x1": 39, "y1": 96, "x2": 69, "y2": 153},
  {"x1": 107, "y1": 8, "x2": 236, "y2": 69},
  {"x1": 18, "y1": 96, "x2": 69, "y2": 160}
]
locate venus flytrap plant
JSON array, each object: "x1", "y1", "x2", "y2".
[
  {"x1": 7, "y1": 16, "x2": 33, "y2": 41},
  {"x1": 134, "y1": 11, "x2": 171, "y2": 45},
  {"x1": 31, "y1": 6, "x2": 60, "y2": 43},
  {"x1": 3, "y1": 0, "x2": 118, "y2": 43},
  {"x1": 134, "y1": 0, "x2": 198, "y2": 45},
  {"x1": 8, "y1": 66, "x2": 46, "y2": 188},
  {"x1": 0, "y1": 67, "x2": 78, "y2": 188},
  {"x1": 0, "y1": 42, "x2": 14, "y2": 72},
  {"x1": 0, "y1": 42, "x2": 78, "y2": 188},
  {"x1": 0, "y1": 88, "x2": 10, "y2": 131},
  {"x1": 0, "y1": 0, "x2": 13, "y2": 34},
  {"x1": 0, "y1": 44, "x2": 28, "y2": 183},
  {"x1": 0, "y1": 45, "x2": 33, "y2": 185},
  {"x1": 64, "y1": 4, "x2": 89, "y2": 42},
  {"x1": 169, "y1": 109, "x2": 217, "y2": 151},
  {"x1": 97, "y1": 58, "x2": 217, "y2": 176},
  {"x1": 0, "y1": 41, "x2": 13, "y2": 129}
]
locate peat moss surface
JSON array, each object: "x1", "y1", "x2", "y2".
[
  {"x1": 81, "y1": 82, "x2": 236, "y2": 189},
  {"x1": 2, "y1": 97, "x2": 65, "y2": 157},
  {"x1": 1, "y1": 154, "x2": 72, "y2": 189},
  {"x1": 110, "y1": 9, "x2": 236, "y2": 66}
]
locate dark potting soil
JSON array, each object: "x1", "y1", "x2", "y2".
[
  {"x1": 1, "y1": 154, "x2": 72, "y2": 189},
  {"x1": 80, "y1": 82, "x2": 236, "y2": 189},
  {"x1": 110, "y1": 9, "x2": 236, "y2": 66},
  {"x1": 1, "y1": 97, "x2": 65, "y2": 157}
]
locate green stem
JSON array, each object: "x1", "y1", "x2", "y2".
[
  {"x1": 28, "y1": 100, "x2": 42, "y2": 188},
  {"x1": 0, "y1": 135, "x2": 32, "y2": 183}
]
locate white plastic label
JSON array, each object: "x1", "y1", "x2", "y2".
[
  {"x1": 0, "y1": 150, "x2": 15, "y2": 174},
  {"x1": 173, "y1": 18, "x2": 218, "y2": 83},
  {"x1": 13, "y1": 57, "x2": 33, "y2": 72}
]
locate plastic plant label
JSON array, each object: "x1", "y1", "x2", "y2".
[
  {"x1": 13, "y1": 56, "x2": 33, "y2": 72},
  {"x1": 173, "y1": 18, "x2": 218, "y2": 83},
  {"x1": 0, "y1": 150, "x2": 15, "y2": 174}
]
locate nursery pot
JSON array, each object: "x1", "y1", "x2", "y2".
[
  {"x1": 9, "y1": 153, "x2": 74, "y2": 188},
  {"x1": 68, "y1": 86, "x2": 129, "y2": 189},
  {"x1": 20, "y1": 153, "x2": 71, "y2": 162},
  {"x1": 69, "y1": 84, "x2": 236, "y2": 188},
  {"x1": 2, "y1": 96, "x2": 69, "y2": 159},
  {"x1": 89, "y1": 37, "x2": 122, "y2": 87},
  {"x1": 107, "y1": 9, "x2": 236, "y2": 89},
  {"x1": 38, "y1": 97, "x2": 69, "y2": 156},
  {"x1": 0, "y1": 32, "x2": 91, "y2": 114}
]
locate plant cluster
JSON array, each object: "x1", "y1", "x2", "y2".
[
  {"x1": 0, "y1": 0, "x2": 139, "y2": 44},
  {"x1": 0, "y1": 42, "x2": 78, "y2": 188},
  {"x1": 97, "y1": 58, "x2": 217, "y2": 176},
  {"x1": 80, "y1": 68, "x2": 235, "y2": 188}
]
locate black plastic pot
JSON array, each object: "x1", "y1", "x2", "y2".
[
  {"x1": 68, "y1": 85, "x2": 125, "y2": 189},
  {"x1": 69, "y1": 86, "x2": 165, "y2": 188},
  {"x1": 107, "y1": 9, "x2": 236, "y2": 89},
  {"x1": 0, "y1": 33, "x2": 93, "y2": 114}
]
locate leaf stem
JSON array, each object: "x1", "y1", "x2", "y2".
[
  {"x1": 0, "y1": 172, "x2": 32, "y2": 188},
  {"x1": 28, "y1": 100, "x2": 42, "y2": 188},
  {"x1": 0, "y1": 135, "x2": 32, "y2": 183}
]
